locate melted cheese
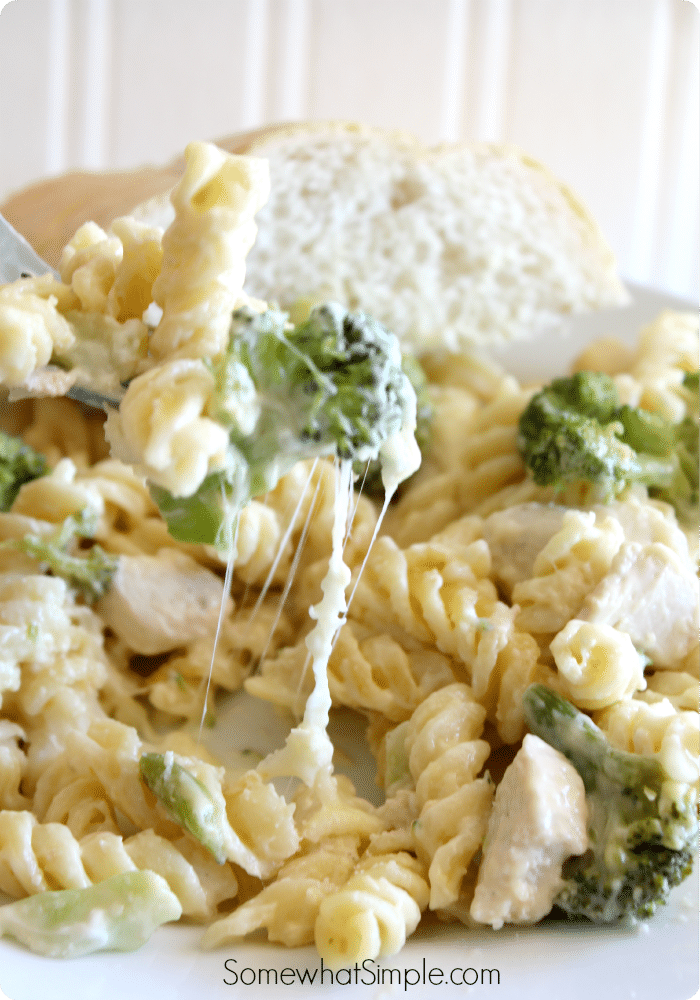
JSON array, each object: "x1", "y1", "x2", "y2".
[
  {"x1": 257, "y1": 459, "x2": 353, "y2": 787},
  {"x1": 257, "y1": 410, "x2": 420, "y2": 791}
]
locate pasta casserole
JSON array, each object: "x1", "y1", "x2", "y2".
[{"x1": 0, "y1": 141, "x2": 696, "y2": 964}]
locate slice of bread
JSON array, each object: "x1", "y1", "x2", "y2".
[
  {"x1": 2, "y1": 120, "x2": 628, "y2": 352},
  {"x1": 134, "y1": 122, "x2": 630, "y2": 351}
]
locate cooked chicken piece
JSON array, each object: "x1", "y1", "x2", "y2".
[
  {"x1": 483, "y1": 495, "x2": 693, "y2": 604},
  {"x1": 578, "y1": 541, "x2": 699, "y2": 669},
  {"x1": 97, "y1": 550, "x2": 230, "y2": 655},
  {"x1": 482, "y1": 503, "x2": 567, "y2": 596},
  {"x1": 470, "y1": 734, "x2": 588, "y2": 929}
]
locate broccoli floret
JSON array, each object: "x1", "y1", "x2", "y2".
[
  {"x1": 523, "y1": 683, "x2": 697, "y2": 923},
  {"x1": 517, "y1": 370, "x2": 699, "y2": 524},
  {"x1": 0, "y1": 509, "x2": 118, "y2": 603},
  {"x1": 152, "y1": 303, "x2": 418, "y2": 546},
  {"x1": 356, "y1": 351, "x2": 432, "y2": 498},
  {"x1": 0, "y1": 431, "x2": 48, "y2": 511}
]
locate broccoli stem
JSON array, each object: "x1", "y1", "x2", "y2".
[
  {"x1": 139, "y1": 752, "x2": 227, "y2": 864},
  {"x1": 0, "y1": 871, "x2": 182, "y2": 958},
  {"x1": 522, "y1": 683, "x2": 662, "y2": 795}
]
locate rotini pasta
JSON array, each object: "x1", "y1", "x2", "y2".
[
  {"x1": 248, "y1": 618, "x2": 457, "y2": 721},
  {"x1": 0, "y1": 275, "x2": 77, "y2": 389},
  {"x1": 595, "y1": 698, "x2": 700, "y2": 787},
  {"x1": 0, "y1": 721, "x2": 28, "y2": 811},
  {"x1": 0, "y1": 811, "x2": 238, "y2": 920},
  {"x1": 314, "y1": 848, "x2": 429, "y2": 969},
  {"x1": 201, "y1": 835, "x2": 361, "y2": 949},
  {"x1": 149, "y1": 141, "x2": 269, "y2": 362},
  {"x1": 144, "y1": 595, "x2": 294, "y2": 720},
  {"x1": 616, "y1": 310, "x2": 699, "y2": 422},
  {"x1": 66, "y1": 718, "x2": 299, "y2": 881},
  {"x1": 512, "y1": 509, "x2": 624, "y2": 637},
  {"x1": 401, "y1": 683, "x2": 494, "y2": 909},
  {"x1": 0, "y1": 137, "x2": 696, "y2": 969},
  {"x1": 382, "y1": 363, "x2": 536, "y2": 546},
  {"x1": 549, "y1": 619, "x2": 647, "y2": 709}
]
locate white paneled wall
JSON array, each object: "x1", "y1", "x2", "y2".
[{"x1": 0, "y1": 0, "x2": 698, "y2": 299}]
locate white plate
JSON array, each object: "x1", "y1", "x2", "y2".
[{"x1": 0, "y1": 284, "x2": 698, "y2": 1000}]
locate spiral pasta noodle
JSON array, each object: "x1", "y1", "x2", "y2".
[
  {"x1": 314, "y1": 849, "x2": 429, "y2": 969},
  {"x1": 595, "y1": 698, "x2": 700, "y2": 787},
  {"x1": 401, "y1": 683, "x2": 494, "y2": 909},
  {"x1": 201, "y1": 836, "x2": 361, "y2": 949},
  {"x1": 0, "y1": 810, "x2": 238, "y2": 921},
  {"x1": 144, "y1": 595, "x2": 294, "y2": 720},
  {"x1": 0, "y1": 573, "x2": 108, "y2": 728},
  {"x1": 382, "y1": 369, "x2": 533, "y2": 546},
  {"x1": 618, "y1": 310, "x2": 699, "y2": 423},
  {"x1": 512, "y1": 509, "x2": 624, "y2": 637},
  {"x1": 149, "y1": 141, "x2": 269, "y2": 361},
  {"x1": 249, "y1": 618, "x2": 458, "y2": 722},
  {"x1": 550, "y1": 619, "x2": 647, "y2": 710},
  {"x1": 0, "y1": 275, "x2": 77, "y2": 389},
  {"x1": 0, "y1": 722, "x2": 28, "y2": 811},
  {"x1": 64, "y1": 718, "x2": 299, "y2": 881}
]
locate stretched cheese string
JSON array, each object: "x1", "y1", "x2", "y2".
[
  {"x1": 195, "y1": 458, "x2": 318, "y2": 740},
  {"x1": 197, "y1": 489, "x2": 239, "y2": 741},
  {"x1": 246, "y1": 458, "x2": 319, "y2": 627},
  {"x1": 257, "y1": 458, "x2": 354, "y2": 787},
  {"x1": 332, "y1": 488, "x2": 391, "y2": 656},
  {"x1": 254, "y1": 467, "x2": 323, "y2": 671},
  {"x1": 335, "y1": 394, "x2": 422, "y2": 648},
  {"x1": 257, "y1": 415, "x2": 420, "y2": 791}
]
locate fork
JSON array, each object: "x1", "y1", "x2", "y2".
[{"x1": 0, "y1": 211, "x2": 121, "y2": 409}]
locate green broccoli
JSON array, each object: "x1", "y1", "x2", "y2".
[
  {"x1": 357, "y1": 351, "x2": 432, "y2": 498},
  {"x1": 151, "y1": 303, "x2": 419, "y2": 546},
  {"x1": 517, "y1": 370, "x2": 699, "y2": 524},
  {"x1": 139, "y1": 752, "x2": 227, "y2": 863},
  {"x1": 681, "y1": 368, "x2": 699, "y2": 403},
  {"x1": 523, "y1": 683, "x2": 697, "y2": 923},
  {"x1": 0, "y1": 871, "x2": 182, "y2": 958},
  {"x1": 0, "y1": 509, "x2": 118, "y2": 603},
  {"x1": 0, "y1": 431, "x2": 48, "y2": 511}
]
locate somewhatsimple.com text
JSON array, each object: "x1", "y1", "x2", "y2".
[{"x1": 223, "y1": 956, "x2": 501, "y2": 989}]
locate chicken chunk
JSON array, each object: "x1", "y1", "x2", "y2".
[
  {"x1": 482, "y1": 503, "x2": 567, "y2": 596},
  {"x1": 593, "y1": 496, "x2": 690, "y2": 561},
  {"x1": 97, "y1": 551, "x2": 230, "y2": 654},
  {"x1": 470, "y1": 734, "x2": 588, "y2": 929},
  {"x1": 578, "y1": 541, "x2": 699, "y2": 669},
  {"x1": 482, "y1": 497, "x2": 690, "y2": 600}
]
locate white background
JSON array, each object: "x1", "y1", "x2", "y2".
[{"x1": 0, "y1": 0, "x2": 698, "y2": 301}]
